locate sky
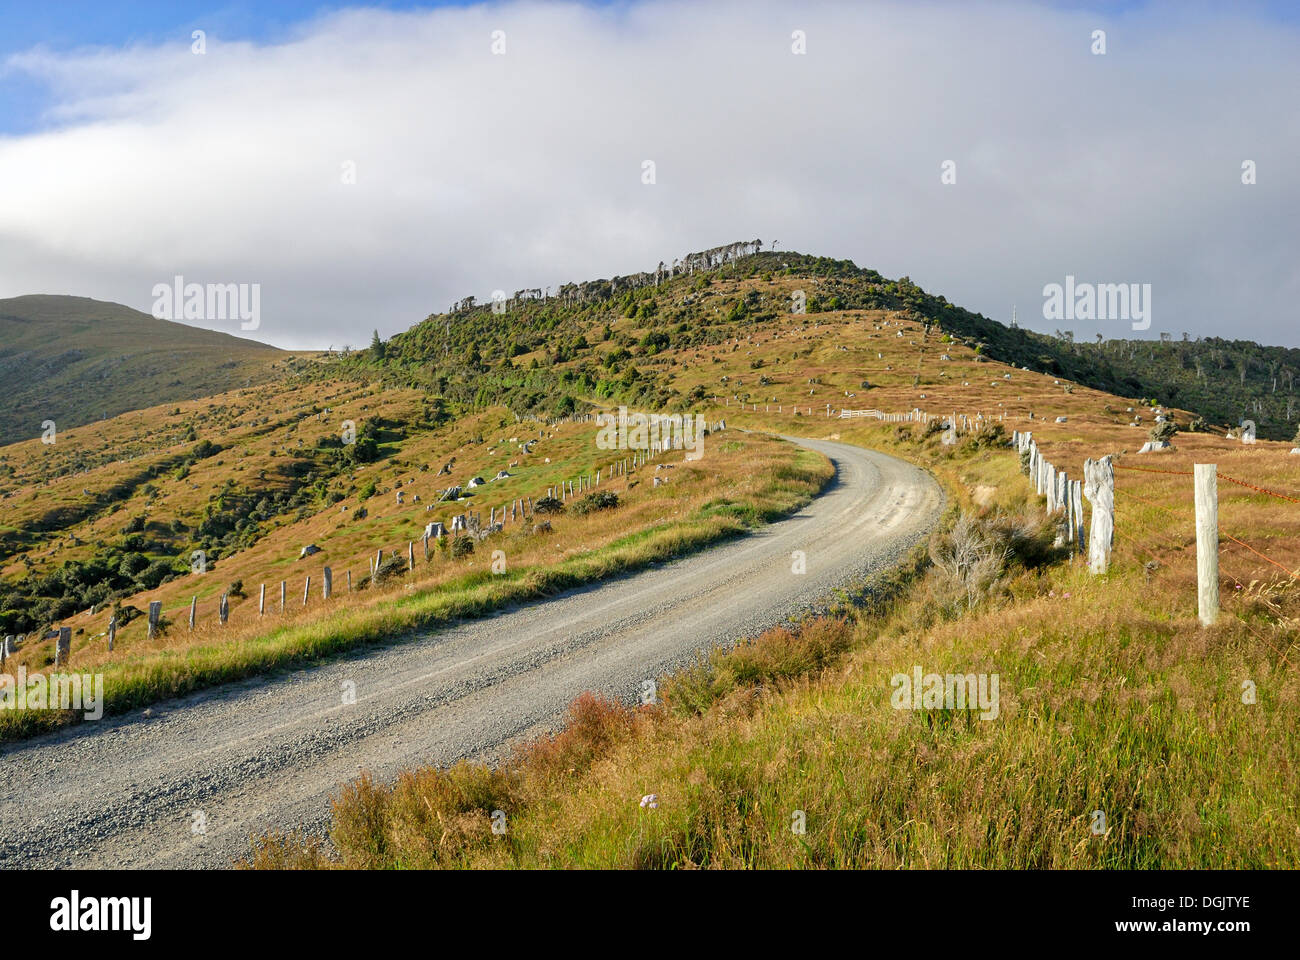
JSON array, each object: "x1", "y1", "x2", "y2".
[{"x1": 0, "y1": 0, "x2": 1296, "y2": 351}]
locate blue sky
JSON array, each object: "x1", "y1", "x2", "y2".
[
  {"x1": 3, "y1": 0, "x2": 1298, "y2": 134},
  {"x1": 1, "y1": 0, "x2": 1297, "y2": 349},
  {"x1": 0, "y1": 1, "x2": 467, "y2": 132},
  {"x1": 3, "y1": 0, "x2": 1299, "y2": 135}
]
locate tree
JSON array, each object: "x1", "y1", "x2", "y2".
[{"x1": 370, "y1": 330, "x2": 386, "y2": 361}]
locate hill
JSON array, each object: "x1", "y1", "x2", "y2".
[
  {"x1": 0, "y1": 295, "x2": 288, "y2": 447},
  {"x1": 3, "y1": 247, "x2": 1298, "y2": 872},
  {"x1": 355, "y1": 247, "x2": 1300, "y2": 440}
]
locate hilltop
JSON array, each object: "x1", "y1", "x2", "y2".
[
  {"x1": 358, "y1": 246, "x2": 1300, "y2": 440},
  {"x1": 0, "y1": 295, "x2": 288, "y2": 447}
]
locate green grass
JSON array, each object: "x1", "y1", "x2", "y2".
[
  {"x1": 245, "y1": 429, "x2": 1298, "y2": 871},
  {"x1": 0, "y1": 442, "x2": 833, "y2": 743}
]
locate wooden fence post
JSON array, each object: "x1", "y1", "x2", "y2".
[
  {"x1": 1082, "y1": 456, "x2": 1114, "y2": 574},
  {"x1": 323, "y1": 567, "x2": 332, "y2": 599},
  {"x1": 259, "y1": 584, "x2": 266, "y2": 616},
  {"x1": 1194, "y1": 463, "x2": 1219, "y2": 627},
  {"x1": 189, "y1": 596, "x2": 197, "y2": 630},
  {"x1": 1072, "y1": 479, "x2": 1085, "y2": 550},
  {"x1": 147, "y1": 601, "x2": 162, "y2": 639}
]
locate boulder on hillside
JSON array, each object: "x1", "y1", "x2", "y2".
[
  {"x1": 299, "y1": 544, "x2": 321, "y2": 558},
  {"x1": 1138, "y1": 440, "x2": 1172, "y2": 454}
]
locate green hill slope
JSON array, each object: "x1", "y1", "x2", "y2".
[
  {"x1": 353, "y1": 247, "x2": 1298, "y2": 440},
  {"x1": 0, "y1": 295, "x2": 287, "y2": 447}
]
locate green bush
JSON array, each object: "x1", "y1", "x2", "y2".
[{"x1": 570, "y1": 491, "x2": 619, "y2": 516}]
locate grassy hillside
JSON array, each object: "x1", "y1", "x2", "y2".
[
  {"x1": 0, "y1": 367, "x2": 826, "y2": 738},
  {"x1": 2, "y1": 248, "x2": 1296, "y2": 867},
  {"x1": 0, "y1": 294, "x2": 289, "y2": 447},
  {"x1": 251, "y1": 383, "x2": 1300, "y2": 870},
  {"x1": 351, "y1": 249, "x2": 1300, "y2": 440}
]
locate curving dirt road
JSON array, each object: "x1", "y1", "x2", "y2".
[{"x1": 0, "y1": 436, "x2": 943, "y2": 869}]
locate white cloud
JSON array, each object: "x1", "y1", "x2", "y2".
[{"x1": 0, "y1": 0, "x2": 1296, "y2": 349}]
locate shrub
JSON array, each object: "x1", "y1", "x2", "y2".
[
  {"x1": 570, "y1": 491, "x2": 619, "y2": 515},
  {"x1": 517, "y1": 692, "x2": 635, "y2": 779},
  {"x1": 1149, "y1": 420, "x2": 1179, "y2": 443},
  {"x1": 533, "y1": 496, "x2": 564, "y2": 515},
  {"x1": 968, "y1": 422, "x2": 1008, "y2": 449},
  {"x1": 927, "y1": 510, "x2": 1062, "y2": 616},
  {"x1": 450, "y1": 536, "x2": 474, "y2": 559}
]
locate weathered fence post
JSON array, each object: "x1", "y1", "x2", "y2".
[
  {"x1": 347, "y1": 570, "x2": 353, "y2": 592},
  {"x1": 323, "y1": 566, "x2": 332, "y2": 599},
  {"x1": 408, "y1": 541, "x2": 415, "y2": 571},
  {"x1": 303, "y1": 577, "x2": 311, "y2": 606},
  {"x1": 280, "y1": 581, "x2": 287, "y2": 613},
  {"x1": 107, "y1": 619, "x2": 116, "y2": 652},
  {"x1": 1082, "y1": 456, "x2": 1114, "y2": 574},
  {"x1": 219, "y1": 592, "x2": 229, "y2": 624},
  {"x1": 189, "y1": 596, "x2": 197, "y2": 630},
  {"x1": 1072, "y1": 479, "x2": 1085, "y2": 551},
  {"x1": 54, "y1": 627, "x2": 71, "y2": 667},
  {"x1": 1194, "y1": 463, "x2": 1219, "y2": 627},
  {"x1": 147, "y1": 600, "x2": 162, "y2": 639},
  {"x1": 259, "y1": 584, "x2": 266, "y2": 616}
]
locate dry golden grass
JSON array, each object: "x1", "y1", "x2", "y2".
[
  {"x1": 0, "y1": 427, "x2": 830, "y2": 740},
  {"x1": 250, "y1": 402, "x2": 1299, "y2": 870}
]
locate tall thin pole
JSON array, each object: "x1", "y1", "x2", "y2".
[{"x1": 1194, "y1": 464, "x2": 1219, "y2": 627}]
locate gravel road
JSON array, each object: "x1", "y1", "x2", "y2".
[{"x1": 0, "y1": 435, "x2": 943, "y2": 869}]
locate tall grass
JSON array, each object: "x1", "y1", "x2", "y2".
[{"x1": 247, "y1": 427, "x2": 1299, "y2": 870}]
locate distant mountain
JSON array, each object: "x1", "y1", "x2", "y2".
[{"x1": 0, "y1": 295, "x2": 286, "y2": 447}]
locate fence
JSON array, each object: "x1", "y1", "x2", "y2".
[
  {"x1": 1107, "y1": 461, "x2": 1299, "y2": 630},
  {"x1": 20, "y1": 418, "x2": 727, "y2": 665}
]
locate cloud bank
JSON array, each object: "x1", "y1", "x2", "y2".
[{"x1": 1, "y1": 0, "x2": 1296, "y2": 349}]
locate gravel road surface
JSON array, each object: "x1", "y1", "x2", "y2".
[{"x1": 0, "y1": 435, "x2": 943, "y2": 869}]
